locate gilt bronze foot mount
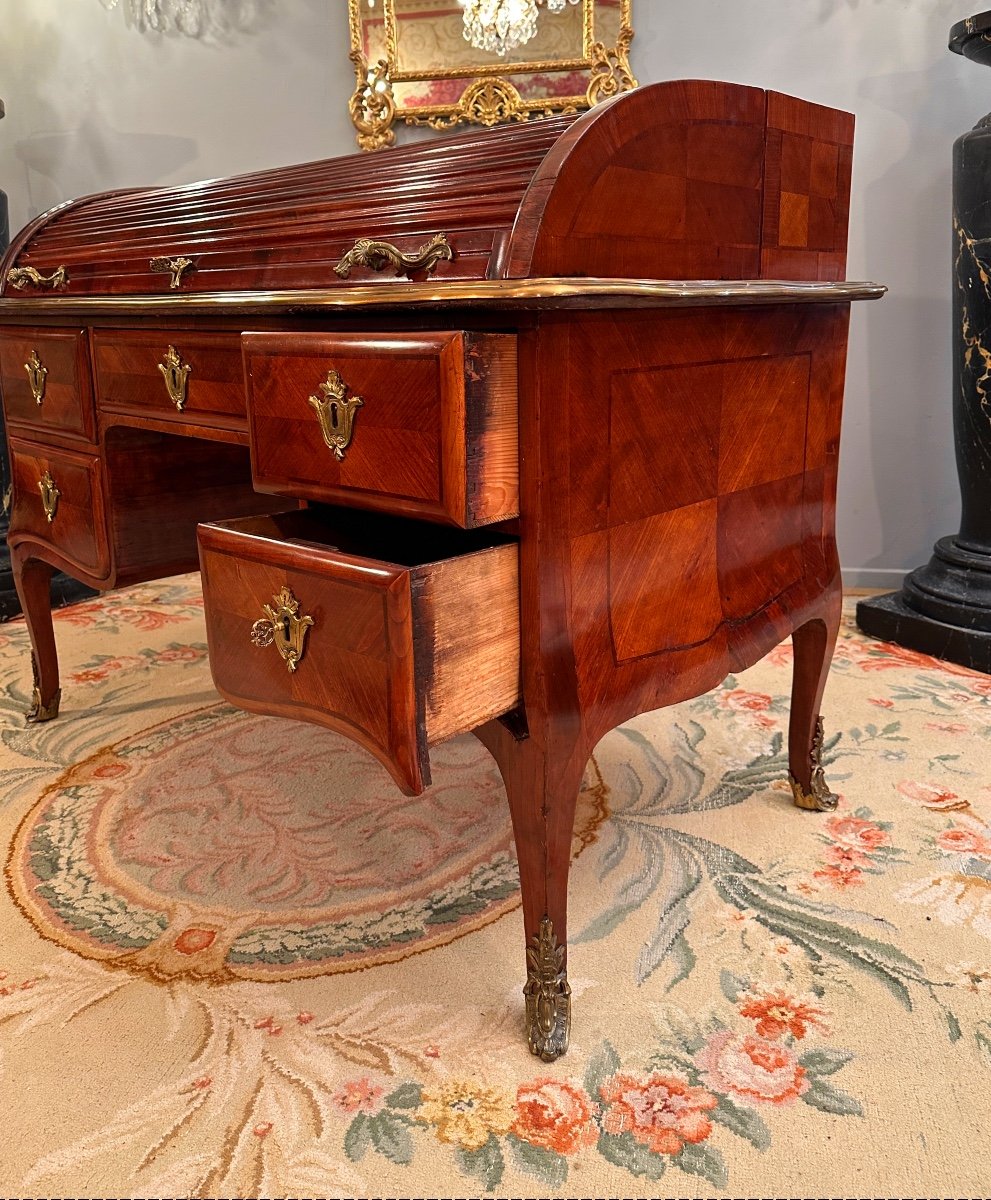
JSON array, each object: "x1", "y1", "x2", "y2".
[
  {"x1": 524, "y1": 916, "x2": 571, "y2": 1062},
  {"x1": 26, "y1": 652, "x2": 60, "y2": 723},
  {"x1": 789, "y1": 716, "x2": 838, "y2": 812}
]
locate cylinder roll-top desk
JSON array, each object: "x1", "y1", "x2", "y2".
[{"x1": 0, "y1": 81, "x2": 880, "y2": 1060}]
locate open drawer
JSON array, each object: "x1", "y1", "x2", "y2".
[{"x1": 198, "y1": 509, "x2": 521, "y2": 794}]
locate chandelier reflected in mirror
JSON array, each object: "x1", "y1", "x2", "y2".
[
  {"x1": 462, "y1": 0, "x2": 582, "y2": 57},
  {"x1": 366, "y1": 0, "x2": 581, "y2": 58}
]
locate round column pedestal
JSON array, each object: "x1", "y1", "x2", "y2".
[{"x1": 857, "y1": 14, "x2": 991, "y2": 674}]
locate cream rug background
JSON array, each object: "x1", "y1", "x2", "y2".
[{"x1": 0, "y1": 575, "x2": 989, "y2": 1199}]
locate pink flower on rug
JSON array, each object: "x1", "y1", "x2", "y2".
[
  {"x1": 333, "y1": 1078, "x2": 384, "y2": 1115},
  {"x1": 113, "y1": 607, "x2": 186, "y2": 632},
  {"x1": 599, "y1": 1072, "x2": 717, "y2": 1155},
  {"x1": 721, "y1": 690, "x2": 773, "y2": 713},
  {"x1": 738, "y1": 990, "x2": 827, "y2": 1041},
  {"x1": 936, "y1": 828, "x2": 991, "y2": 857},
  {"x1": 824, "y1": 843, "x2": 872, "y2": 870},
  {"x1": 826, "y1": 815, "x2": 890, "y2": 853},
  {"x1": 155, "y1": 646, "x2": 205, "y2": 664},
  {"x1": 765, "y1": 642, "x2": 793, "y2": 667},
  {"x1": 696, "y1": 1032, "x2": 808, "y2": 1105},
  {"x1": 254, "y1": 1016, "x2": 283, "y2": 1036},
  {"x1": 868, "y1": 697, "x2": 894, "y2": 708},
  {"x1": 925, "y1": 722, "x2": 970, "y2": 734},
  {"x1": 296, "y1": 1011, "x2": 314, "y2": 1025},
  {"x1": 512, "y1": 1079, "x2": 598, "y2": 1155},
  {"x1": 896, "y1": 781, "x2": 970, "y2": 812},
  {"x1": 813, "y1": 863, "x2": 865, "y2": 888},
  {"x1": 252, "y1": 1122, "x2": 273, "y2": 1138},
  {"x1": 57, "y1": 601, "x2": 104, "y2": 627},
  {"x1": 859, "y1": 643, "x2": 940, "y2": 671}
]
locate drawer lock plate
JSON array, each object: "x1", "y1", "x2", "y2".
[
  {"x1": 250, "y1": 586, "x2": 314, "y2": 674},
  {"x1": 25, "y1": 350, "x2": 48, "y2": 406},
  {"x1": 158, "y1": 345, "x2": 192, "y2": 412},
  {"x1": 38, "y1": 471, "x2": 60, "y2": 523},
  {"x1": 308, "y1": 370, "x2": 363, "y2": 462}
]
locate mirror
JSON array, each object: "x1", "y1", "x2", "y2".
[{"x1": 347, "y1": 0, "x2": 635, "y2": 151}]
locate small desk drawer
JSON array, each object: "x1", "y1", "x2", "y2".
[
  {"x1": 9, "y1": 437, "x2": 110, "y2": 578},
  {"x1": 92, "y1": 329, "x2": 246, "y2": 429},
  {"x1": 243, "y1": 331, "x2": 518, "y2": 528},
  {"x1": 0, "y1": 328, "x2": 95, "y2": 442},
  {"x1": 198, "y1": 510, "x2": 521, "y2": 795}
]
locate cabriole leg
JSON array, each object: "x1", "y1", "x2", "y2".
[
  {"x1": 11, "y1": 549, "x2": 61, "y2": 722},
  {"x1": 788, "y1": 593, "x2": 842, "y2": 812},
  {"x1": 475, "y1": 718, "x2": 586, "y2": 1062}
]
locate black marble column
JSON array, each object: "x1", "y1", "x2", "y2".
[{"x1": 857, "y1": 14, "x2": 991, "y2": 673}]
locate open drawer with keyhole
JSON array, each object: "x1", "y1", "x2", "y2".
[{"x1": 198, "y1": 508, "x2": 521, "y2": 794}]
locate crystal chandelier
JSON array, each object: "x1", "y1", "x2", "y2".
[{"x1": 462, "y1": 0, "x2": 581, "y2": 58}]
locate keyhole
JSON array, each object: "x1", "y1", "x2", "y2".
[
  {"x1": 281, "y1": 616, "x2": 291, "y2": 638},
  {"x1": 330, "y1": 401, "x2": 339, "y2": 429}
]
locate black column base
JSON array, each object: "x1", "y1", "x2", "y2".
[{"x1": 856, "y1": 590, "x2": 991, "y2": 674}]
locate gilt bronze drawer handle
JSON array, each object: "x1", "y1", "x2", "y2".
[
  {"x1": 158, "y1": 345, "x2": 191, "y2": 411},
  {"x1": 333, "y1": 232, "x2": 453, "y2": 279},
  {"x1": 7, "y1": 265, "x2": 68, "y2": 291},
  {"x1": 38, "y1": 471, "x2": 60, "y2": 523},
  {"x1": 150, "y1": 255, "x2": 196, "y2": 289},
  {"x1": 25, "y1": 350, "x2": 48, "y2": 406},
  {"x1": 249, "y1": 586, "x2": 314, "y2": 674},
  {"x1": 308, "y1": 370, "x2": 363, "y2": 462}
]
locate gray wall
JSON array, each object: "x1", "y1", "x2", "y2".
[{"x1": 0, "y1": 0, "x2": 985, "y2": 585}]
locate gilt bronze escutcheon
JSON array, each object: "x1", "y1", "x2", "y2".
[
  {"x1": 38, "y1": 471, "x2": 59, "y2": 523},
  {"x1": 25, "y1": 350, "x2": 47, "y2": 406},
  {"x1": 158, "y1": 345, "x2": 192, "y2": 412},
  {"x1": 250, "y1": 586, "x2": 315, "y2": 674},
  {"x1": 308, "y1": 370, "x2": 364, "y2": 462}
]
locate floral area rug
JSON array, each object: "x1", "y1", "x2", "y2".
[{"x1": 1, "y1": 575, "x2": 989, "y2": 1199}]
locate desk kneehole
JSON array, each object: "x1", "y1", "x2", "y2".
[{"x1": 197, "y1": 509, "x2": 521, "y2": 795}]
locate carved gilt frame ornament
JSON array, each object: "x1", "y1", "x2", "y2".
[{"x1": 347, "y1": 0, "x2": 635, "y2": 151}]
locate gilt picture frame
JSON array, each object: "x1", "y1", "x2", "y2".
[{"x1": 347, "y1": 0, "x2": 636, "y2": 151}]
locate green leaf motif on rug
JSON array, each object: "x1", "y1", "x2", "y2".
[
  {"x1": 343, "y1": 1112, "x2": 371, "y2": 1162},
  {"x1": 801, "y1": 1075, "x2": 864, "y2": 1117},
  {"x1": 597, "y1": 1131, "x2": 667, "y2": 1180},
  {"x1": 367, "y1": 1110, "x2": 415, "y2": 1165},
  {"x1": 385, "y1": 1082, "x2": 423, "y2": 1110},
  {"x1": 677, "y1": 1140, "x2": 729, "y2": 1188},
  {"x1": 711, "y1": 1094, "x2": 771, "y2": 1150},
  {"x1": 505, "y1": 1133, "x2": 568, "y2": 1187},
  {"x1": 454, "y1": 1135, "x2": 505, "y2": 1192}
]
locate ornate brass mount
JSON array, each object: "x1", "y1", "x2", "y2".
[
  {"x1": 789, "y1": 716, "x2": 840, "y2": 812},
  {"x1": 334, "y1": 233, "x2": 453, "y2": 280},
  {"x1": 158, "y1": 345, "x2": 192, "y2": 412},
  {"x1": 38, "y1": 470, "x2": 60, "y2": 524},
  {"x1": 524, "y1": 916, "x2": 571, "y2": 1062},
  {"x1": 308, "y1": 370, "x2": 364, "y2": 462},
  {"x1": 250, "y1": 586, "x2": 314, "y2": 674},
  {"x1": 7, "y1": 265, "x2": 68, "y2": 291},
  {"x1": 150, "y1": 255, "x2": 196, "y2": 289},
  {"x1": 27, "y1": 652, "x2": 60, "y2": 724},
  {"x1": 25, "y1": 350, "x2": 48, "y2": 406}
]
